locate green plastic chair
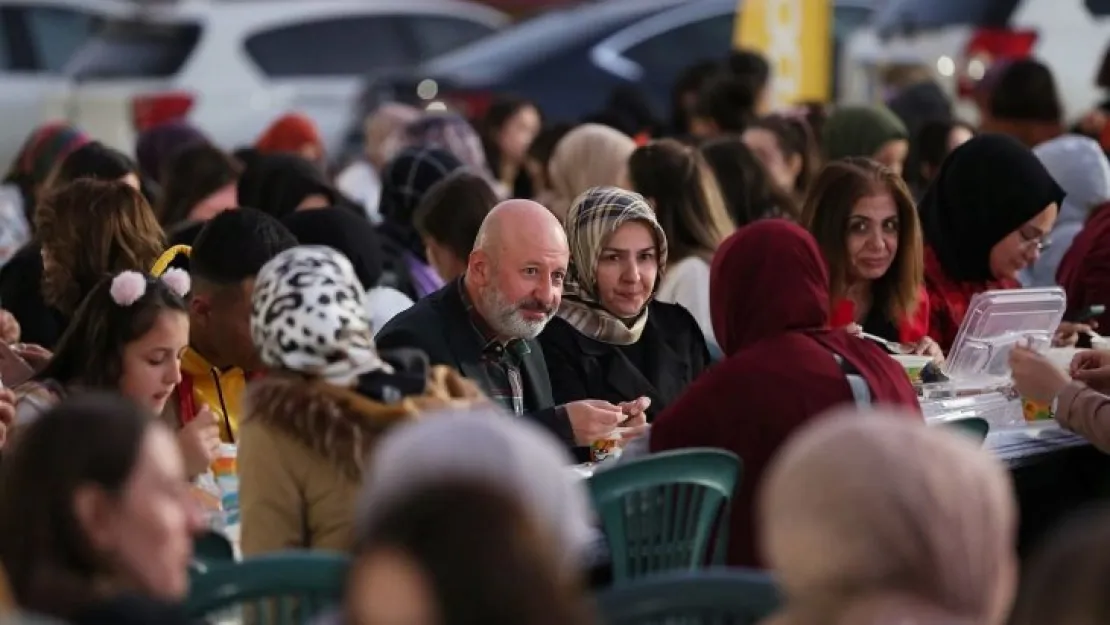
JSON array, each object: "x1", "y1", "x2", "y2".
[
  {"x1": 596, "y1": 568, "x2": 780, "y2": 625},
  {"x1": 944, "y1": 417, "x2": 990, "y2": 444},
  {"x1": 186, "y1": 551, "x2": 349, "y2": 624},
  {"x1": 192, "y1": 530, "x2": 235, "y2": 572},
  {"x1": 588, "y1": 449, "x2": 742, "y2": 581}
]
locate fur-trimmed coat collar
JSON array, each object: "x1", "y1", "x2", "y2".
[{"x1": 244, "y1": 374, "x2": 419, "y2": 480}]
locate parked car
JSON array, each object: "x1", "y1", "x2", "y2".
[
  {"x1": 842, "y1": 0, "x2": 1110, "y2": 123},
  {"x1": 0, "y1": 0, "x2": 134, "y2": 171},
  {"x1": 42, "y1": 0, "x2": 509, "y2": 163},
  {"x1": 348, "y1": 0, "x2": 875, "y2": 152}
]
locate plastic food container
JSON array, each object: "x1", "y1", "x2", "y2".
[{"x1": 921, "y1": 287, "x2": 1067, "y2": 430}]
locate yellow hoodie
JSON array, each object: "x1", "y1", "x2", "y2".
[{"x1": 178, "y1": 347, "x2": 247, "y2": 443}]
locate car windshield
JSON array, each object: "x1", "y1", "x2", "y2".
[
  {"x1": 875, "y1": 0, "x2": 1021, "y2": 36},
  {"x1": 423, "y1": 0, "x2": 681, "y2": 80},
  {"x1": 64, "y1": 19, "x2": 201, "y2": 79}
]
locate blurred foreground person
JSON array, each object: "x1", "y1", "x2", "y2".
[
  {"x1": 0, "y1": 394, "x2": 205, "y2": 624},
  {"x1": 342, "y1": 480, "x2": 595, "y2": 625},
  {"x1": 759, "y1": 410, "x2": 1016, "y2": 625},
  {"x1": 1009, "y1": 504, "x2": 1110, "y2": 625}
]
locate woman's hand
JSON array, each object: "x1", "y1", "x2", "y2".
[
  {"x1": 178, "y1": 406, "x2": 222, "y2": 478},
  {"x1": 617, "y1": 397, "x2": 651, "y2": 441},
  {"x1": 1054, "y1": 322, "x2": 1094, "y2": 347},
  {"x1": 0, "y1": 311, "x2": 19, "y2": 345},
  {"x1": 910, "y1": 336, "x2": 944, "y2": 362},
  {"x1": 1010, "y1": 345, "x2": 1070, "y2": 403},
  {"x1": 1070, "y1": 349, "x2": 1110, "y2": 393},
  {"x1": 12, "y1": 344, "x2": 51, "y2": 373}
]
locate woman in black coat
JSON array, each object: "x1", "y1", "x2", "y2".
[{"x1": 540, "y1": 186, "x2": 709, "y2": 422}]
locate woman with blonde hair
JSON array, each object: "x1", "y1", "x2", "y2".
[
  {"x1": 238, "y1": 246, "x2": 483, "y2": 555},
  {"x1": 546, "y1": 124, "x2": 636, "y2": 222},
  {"x1": 759, "y1": 410, "x2": 1016, "y2": 625},
  {"x1": 627, "y1": 138, "x2": 734, "y2": 353}
]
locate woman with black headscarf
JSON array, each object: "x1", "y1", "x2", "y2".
[
  {"x1": 377, "y1": 146, "x2": 464, "y2": 300},
  {"x1": 919, "y1": 134, "x2": 1064, "y2": 351},
  {"x1": 284, "y1": 208, "x2": 413, "y2": 334}
]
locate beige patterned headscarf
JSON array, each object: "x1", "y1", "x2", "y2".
[
  {"x1": 558, "y1": 186, "x2": 668, "y2": 345},
  {"x1": 758, "y1": 409, "x2": 1017, "y2": 625},
  {"x1": 547, "y1": 124, "x2": 637, "y2": 222}
]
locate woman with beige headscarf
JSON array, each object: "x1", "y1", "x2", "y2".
[
  {"x1": 758, "y1": 410, "x2": 1017, "y2": 625},
  {"x1": 546, "y1": 124, "x2": 637, "y2": 222},
  {"x1": 539, "y1": 186, "x2": 710, "y2": 423}
]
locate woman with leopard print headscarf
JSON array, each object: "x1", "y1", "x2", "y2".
[{"x1": 237, "y1": 245, "x2": 484, "y2": 556}]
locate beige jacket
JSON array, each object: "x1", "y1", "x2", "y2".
[
  {"x1": 238, "y1": 367, "x2": 482, "y2": 556},
  {"x1": 1056, "y1": 381, "x2": 1110, "y2": 453}
]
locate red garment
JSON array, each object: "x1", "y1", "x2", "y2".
[
  {"x1": 256, "y1": 113, "x2": 322, "y2": 154},
  {"x1": 1058, "y1": 204, "x2": 1110, "y2": 330},
  {"x1": 923, "y1": 246, "x2": 1019, "y2": 352},
  {"x1": 650, "y1": 221, "x2": 920, "y2": 568},
  {"x1": 828, "y1": 285, "x2": 931, "y2": 345}
]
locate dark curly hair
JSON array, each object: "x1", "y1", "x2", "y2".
[{"x1": 35, "y1": 179, "x2": 165, "y2": 316}]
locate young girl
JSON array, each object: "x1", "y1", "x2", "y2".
[{"x1": 14, "y1": 269, "x2": 192, "y2": 431}]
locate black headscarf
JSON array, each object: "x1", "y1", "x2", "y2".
[
  {"x1": 283, "y1": 208, "x2": 383, "y2": 290},
  {"x1": 377, "y1": 146, "x2": 464, "y2": 260},
  {"x1": 919, "y1": 133, "x2": 1065, "y2": 282},
  {"x1": 236, "y1": 153, "x2": 338, "y2": 220}
]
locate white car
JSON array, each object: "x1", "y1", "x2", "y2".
[
  {"x1": 842, "y1": 0, "x2": 1110, "y2": 124},
  {"x1": 0, "y1": 0, "x2": 134, "y2": 171},
  {"x1": 45, "y1": 0, "x2": 508, "y2": 162}
]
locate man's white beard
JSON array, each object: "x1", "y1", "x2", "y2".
[{"x1": 478, "y1": 285, "x2": 553, "y2": 340}]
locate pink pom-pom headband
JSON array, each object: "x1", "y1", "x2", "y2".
[{"x1": 109, "y1": 269, "x2": 191, "y2": 307}]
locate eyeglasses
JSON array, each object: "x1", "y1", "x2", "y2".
[{"x1": 1018, "y1": 228, "x2": 1051, "y2": 252}]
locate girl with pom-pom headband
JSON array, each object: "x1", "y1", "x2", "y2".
[
  {"x1": 14, "y1": 269, "x2": 192, "y2": 426},
  {"x1": 110, "y1": 268, "x2": 190, "y2": 307}
]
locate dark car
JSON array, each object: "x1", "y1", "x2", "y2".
[
  {"x1": 342, "y1": 0, "x2": 690, "y2": 155},
  {"x1": 345, "y1": 0, "x2": 875, "y2": 159}
]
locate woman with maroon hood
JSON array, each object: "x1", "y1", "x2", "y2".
[{"x1": 649, "y1": 219, "x2": 920, "y2": 568}]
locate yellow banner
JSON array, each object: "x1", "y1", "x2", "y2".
[{"x1": 735, "y1": 0, "x2": 831, "y2": 106}]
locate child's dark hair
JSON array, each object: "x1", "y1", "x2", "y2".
[
  {"x1": 749, "y1": 114, "x2": 821, "y2": 196},
  {"x1": 414, "y1": 170, "x2": 497, "y2": 264},
  {"x1": 38, "y1": 273, "x2": 188, "y2": 390}
]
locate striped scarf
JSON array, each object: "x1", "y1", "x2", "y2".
[{"x1": 558, "y1": 186, "x2": 668, "y2": 345}]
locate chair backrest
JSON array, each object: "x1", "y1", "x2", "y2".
[
  {"x1": 943, "y1": 417, "x2": 990, "y2": 444},
  {"x1": 596, "y1": 568, "x2": 781, "y2": 625},
  {"x1": 192, "y1": 530, "x2": 235, "y2": 571},
  {"x1": 186, "y1": 551, "x2": 349, "y2": 624},
  {"x1": 588, "y1": 449, "x2": 742, "y2": 581}
]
